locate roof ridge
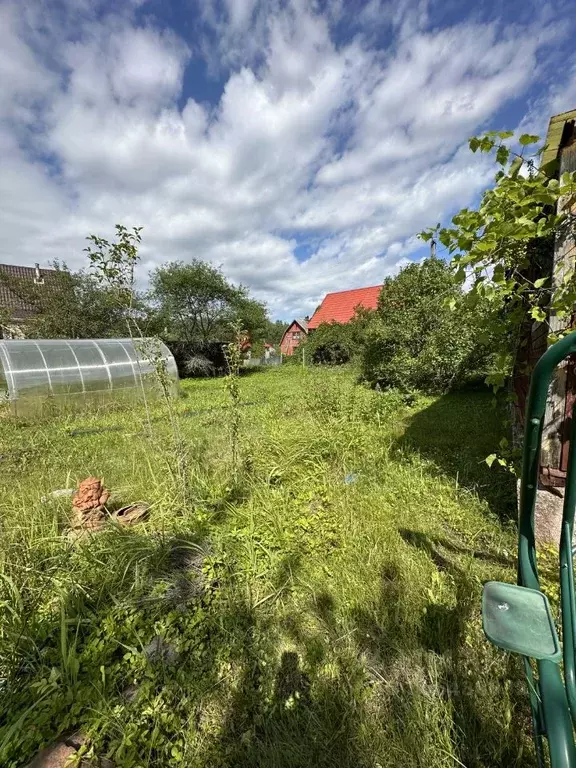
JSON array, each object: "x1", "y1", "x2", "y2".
[
  {"x1": 323, "y1": 284, "x2": 382, "y2": 296},
  {"x1": 549, "y1": 109, "x2": 576, "y2": 121},
  {"x1": 0, "y1": 263, "x2": 56, "y2": 270}
]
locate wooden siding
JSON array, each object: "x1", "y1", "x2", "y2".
[
  {"x1": 280, "y1": 321, "x2": 306, "y2": 355},
  {"x1": 541, "y1": 124, "x2": 576, "y2": 479}
]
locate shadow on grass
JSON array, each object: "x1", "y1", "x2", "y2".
[
  {"x1": 205, "y1": 550, "x2": 368, "y2": 768},
  {"x1": 0, "y1": 527, "x2": 370, "y2": 768},
  {"x1": 213, "y1": 626, "x2": 368, "y2": 768},
  {"x1": 2, "y1": 518, "x2": 533, "y2": 768},
  {"x1": 348, "y1": 532, "x2": 533, "y2": 768},
  {"x1": 398, "y1": 528, "x2": 515, "y2": 570},
  {"x1": 395, "y1": 388, "x2": 517, "y2": 522}
]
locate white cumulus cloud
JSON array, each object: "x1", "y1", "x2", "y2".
[{"x1": 0, "y1": 0, "x2": 574, "y2": 319}]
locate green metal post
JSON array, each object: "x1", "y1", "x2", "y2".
[
  {"x1": 561, "y1": 402, "x2": 576, "y2": 723},
  {"x1": 519, "y1": 332, "x2": 576, "y2": 591},
  {"x1": 518, "y1": 331, "x2": 576, "y2": 765},
  {"x1": 561, "y1": 516, "x2": 576, "y2": 724},
  {"x1": 524, "y1": 657, "x2": 545, "y2": 766},
  {"x1": 539, "y1": 658, "x2": 576, "y2": 768}
]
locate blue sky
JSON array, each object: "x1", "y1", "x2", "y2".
[{"x1": 1, "y1": 0, "x2": 576, "y2": 319}]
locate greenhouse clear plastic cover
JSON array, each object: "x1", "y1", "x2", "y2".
[{"x1": 0, "y1": 338, "x2": 178, "y2": 416}]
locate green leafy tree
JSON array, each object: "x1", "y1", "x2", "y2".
[
  {"x1": 421, "y1": 131, "x2": 576, "y2": 389},
  {"x1": 361, "y1": 258, "x2": 486, "y2": 392},
  {"x1": 234, "y1": 296, "x2": 269, "y2": 342},
  {"x1": 150, "y1": 260, "x2": 268, "y2": 342},
  {"x1": 265, "y1": 319, "x2": 289, "y2": 346}
]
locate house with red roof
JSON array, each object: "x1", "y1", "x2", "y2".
[
  {"x1": 307, "y1": 285, "x2": 382, "y2": 330},
  {"x1": 280, "y1": 317, "x2": 309, "y2": 355}
]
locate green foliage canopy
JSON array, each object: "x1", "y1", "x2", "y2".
[
  {"x1": 421, "y1": 131, "x2": 576, "y2": 389},
  {"x1": 360, "y1": 258, "x2": 486, "y2": 392},
  {"x1": 265, "y1": 319, "x2": 289, "y2": 346},
  {"x1": 149, "y1": 260, "x2": 268, "y2": 343},
  {"x1": 304, "y1": 315, "x2": 369, "y2": 365},
  {"x1": 304, "y1": 322, "x2": 355, "y2": 364}
]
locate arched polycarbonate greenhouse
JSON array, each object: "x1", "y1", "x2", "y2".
[{"x1": 0, "y1": 338, "x2": 178, "y2": 417}]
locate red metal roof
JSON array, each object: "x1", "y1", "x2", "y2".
[{"x1": 308, "y1": 285, "x2": 382, "y2": 329}]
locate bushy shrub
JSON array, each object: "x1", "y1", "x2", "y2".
[
  {"x1": 282, "y1": 348, "x2": 305, "y2": 366},
  {"x1": 305, "y1": 316, "x2": 370, "y2": 365},
  {"x1": 185, "y1": 354, "x2": 215, "y2": 376},
  {"x1": 304, "y1": 322, "x2": 353, "y2": 364},
  {"x1": 360, "y1": 258, "x2": 487, "y2": 393},
  {"x1": 167, "y1": 341, "x2": 227, "y2": 377}
]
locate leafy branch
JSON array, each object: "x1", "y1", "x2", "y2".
[
  {"x1": 85, "y1": 225, "x2": 143, "y2": 309},
  {"x1": 420, "y1": 131, "x2": 576, "y2": 391}
]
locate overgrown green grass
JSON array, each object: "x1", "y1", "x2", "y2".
[{"x1": 0, "y1": 366, "x2": 531, "y2": 767}]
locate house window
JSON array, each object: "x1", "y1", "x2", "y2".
[{"x1": 292, "y1": 332, "x2": 300, "y2": 340}]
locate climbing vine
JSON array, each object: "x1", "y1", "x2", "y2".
[{"x1": 421, "y1": 131, "x2": 576, "y2": 390}]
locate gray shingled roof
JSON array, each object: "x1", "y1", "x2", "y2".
[
  {"x1": 0, "y1": 264, "x2": 57, "y2": 320},
  {"x1": 295, "y1": 317, "x2": 308, "y2": 332}
]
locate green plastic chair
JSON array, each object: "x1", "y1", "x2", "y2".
[{"x1": 482, "y1": 331, "x2": 576, "y2": 767}]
